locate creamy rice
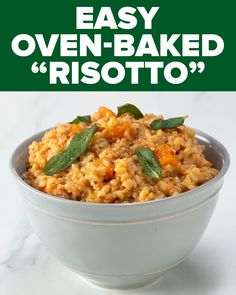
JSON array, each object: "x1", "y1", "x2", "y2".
[{"x1": 22, "y1": 107, "x2": 218, "y2": 203}]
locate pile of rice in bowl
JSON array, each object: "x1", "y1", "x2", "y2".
[{"x1": 22, "y1": 104, "x2": 218, "y2": 203}]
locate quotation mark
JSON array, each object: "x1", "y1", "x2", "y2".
[
  {"x1": 189, "y1": 61, "x2": 205, "y2": 73},
  {"x1": 31, "y1": 62, "x2": 47, "y2": 74}
]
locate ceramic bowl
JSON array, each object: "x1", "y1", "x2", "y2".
[{"x1": 10, "y1": 129, "x2": 230, "y2": 290}]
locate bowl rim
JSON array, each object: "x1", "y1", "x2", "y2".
[{"x1": 10, "y1": 127, "x2": 230, "y2": 208}]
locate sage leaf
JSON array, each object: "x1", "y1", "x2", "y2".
[
  {"x1": 43, "y1": 125, "x2": 99, "y2": 176},
  {"x1": 150, "y1": 116, "x2": 187, "y2": 130},
  {"x1": 135, "y1": 147, "x2": 162, "y2": 180},
  {"x1": 117, "y1": 103, "x2": 144, "y2": 119},
  {"x1": 70, "y1": 115, "x2": 91, "y2": 124}
]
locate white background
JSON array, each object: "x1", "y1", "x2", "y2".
[{"x1": 0, "y1": 92, "x2": 235, "y2": 295}]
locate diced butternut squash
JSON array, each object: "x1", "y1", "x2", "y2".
[
  {"x1": 155, "y1": 144, "x2": 179, "y2": 167},
  {"x1": 109, "y1": 122, "x2": 130, "y2": 139},
  {"x1": 98, "y1": 106, "x2": 116, "y2": 119},
  {"x1": 69, "y1": 124, "x2": 81, "y2": 136},
  {"x1": 97, "y1": 107, "x2": 130, "y2": 139}
]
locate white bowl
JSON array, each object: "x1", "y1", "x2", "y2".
[{"x1": 10, "y1": 129, "x2": 229, "y2": 290}]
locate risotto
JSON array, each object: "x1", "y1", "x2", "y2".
[{"x1": 22, "y1": 104, "x2": 218, "y2": 203}]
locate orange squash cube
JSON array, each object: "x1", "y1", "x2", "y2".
[{"x1": 155, "y1": 144, "x2": 179, "y2": 167}]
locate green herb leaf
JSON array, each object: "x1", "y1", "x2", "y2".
[
  {"x1": 150, "y1": 116, "x2": 187, "y2": 130},
  {"x1": 135, "y1": 147, "x2": 162, "y2": 180},
  {"x1": 70, "y1": 115, "x2": 91, "y2": 124},
  {"x1": 117, "y1": 103, "x2": 144, "y2": 120},
  {"x1": 43, "y1": 125, "x2": 99, "y2": 176}
]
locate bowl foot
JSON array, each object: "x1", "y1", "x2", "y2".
[{"x1": 78, "y1": 271, "x2": 165, "y2": 291}]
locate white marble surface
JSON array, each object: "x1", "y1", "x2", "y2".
[{"x1": 0, "y1": 92, "x2": 235, "y2": 295}]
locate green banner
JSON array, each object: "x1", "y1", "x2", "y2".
[{"x1": 0, "y1": 0, "x2": 235, "y2": 91}]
